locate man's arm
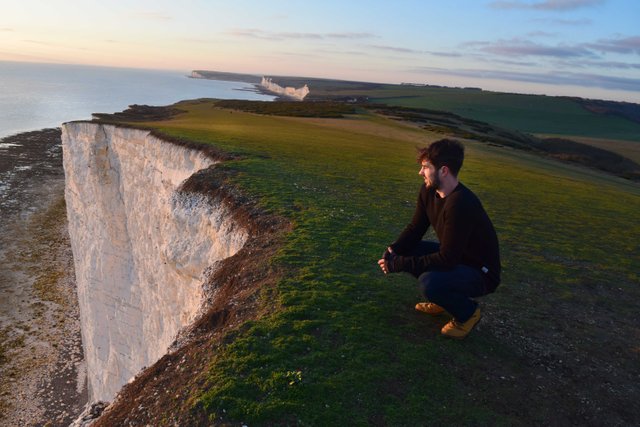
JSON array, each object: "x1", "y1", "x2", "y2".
[
  {"x1": 389, "y1": 193, "x2": 475, "y2": 275},
  {"x1": 389, "y1": 186, "x2": 430, "y2": 255}
]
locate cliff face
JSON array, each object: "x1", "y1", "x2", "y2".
[
  {"x1": 260, "y1": 77, "x2": 309, "y2": 100},
  {"x1": 62, "y1": 123, "x2": 247, "y2": 403}
]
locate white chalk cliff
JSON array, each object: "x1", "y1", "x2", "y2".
[
  {"x1": 62, "y1": 123, "x2": 247, "y2": 403},
  {"x1": 261, "y1": 77, "x2": 309, "y2": 100}
]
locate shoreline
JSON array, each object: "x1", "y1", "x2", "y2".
[{"x1": 0, "y1": 128, "x2": 86, "y2": 425}]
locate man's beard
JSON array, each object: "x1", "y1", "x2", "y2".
[{"x1": 426, "y1": 173, "x2": 441, "y2": 190}]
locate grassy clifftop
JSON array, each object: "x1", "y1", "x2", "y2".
[{"x1": 97, "y1": 99, "x2": 639, "y2": 425}]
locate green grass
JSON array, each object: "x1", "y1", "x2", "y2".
[
  {"x1": 137, "y1": 100, "x2": 640, "y2": 424},
  {"x1": 327, "y1": 85, "x2": 640, "y2": 141}
]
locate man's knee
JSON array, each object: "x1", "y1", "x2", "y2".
[{"x1": 418, "y1": 270, "x2": 448, "y2": 301}]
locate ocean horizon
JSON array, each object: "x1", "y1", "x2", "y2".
[{"x1": 0, "y1": 61, "x2": 274, "y2": 140}]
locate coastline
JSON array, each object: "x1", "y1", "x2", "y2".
[{"x1": 0, "y1": 129, "x2": 86, "y2": 425}]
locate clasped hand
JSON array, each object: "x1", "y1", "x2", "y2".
[{"x1": 377, "y1": 247, "x2": 395, "y2": 275}]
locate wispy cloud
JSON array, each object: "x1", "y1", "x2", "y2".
[
  {"x1": 586, "y1": 36, "x2": 640, "y2": 55},
  {"x1": 366, "y1": 44, "x2": 422, "y2": 54},
  {"x1": 277, "y1": 51, "x2": 321, "y2": 58},
  {"x1": 226, "y1": 29, "x2": 375, "y2": 41},
  {"x1": 410, "y1": 66, "x2": 640, "y2": 92},
  {"x1": 488, "y1": 58, "x2": 539, "y2": 66},
  {"x1": 556, "y1": 59, "x2": 640, "y2": 70},
  {"x1": 1, "y1": 28, "x2": 13, "y2": 32},
  {"x1": 327, "y1": 32, "x2": 375, "y2": 39},
  {"x1": 426, "y1": 51, "x2": 463, "y2": 57},
  {"x1": 316, "y1": 48, "x2": 368, "y2": 56},
  {"x1": 472, "y1": 38, "x2": 593, "y2": 58},
  {"x1": 489, "y1": 0, "x2": 604, "y2": 11}
]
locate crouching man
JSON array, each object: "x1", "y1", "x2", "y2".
[{"x1": 378, "y1": 139, "x2": 501, "y2": 339}]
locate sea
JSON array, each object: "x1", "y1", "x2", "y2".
[
  {"x1": 0, "y1": 61, "x2": 273, "y2": 140},
  {"x1": 0, "y1": 61, "x2": 274, "y2": 222}
]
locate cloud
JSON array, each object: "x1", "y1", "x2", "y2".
[
  {"x1": 1, "y1": 28, "x2": 13, "y2": 32},
  {"x1": 327, "y1": 32, "x2": 375, "y2": 39},
  {"x1": 586, "y1": 36, "x2": 640, "y2": 55},
  {"x1": 489, "y1": 58, "x2": 539, "y2": 66},
  {"x1": 557, "y1": 59, "x2": 640, "y2": 70},
  {"x1": 489, "y1": 0, "x2": 604, "y2": 11},
  {"x1": 472, "y1": 38, "x2": 593, "y2": 58},
  {"x1": 426, "y1": 51, "x2": 463, "y2": 57},
  {"x1": 366, "y1": 44, "x2": 422, "y2": 54},
  {"x1": 316, "y1": 48, "x2": 368, "y2": 56},
  {"x1": 277, "y1": 51, "x2": 321, "y2": 58},
  {"x1": 409, "y1": 66, "x2": 640, "y2": 92},
  {"x1": 527, "y1": 30, "x2": 557, "y2": 37},
  {"x1": 226, "y1": 29, "x2": 375, "y2": 41},
  {"x1": 584, "y1": 60, "x2": 640, "y2": 69}
]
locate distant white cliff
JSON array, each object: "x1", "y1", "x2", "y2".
[
  {"x1": 62, "y1": 123, "x2": 247, "y2": 403},
  {"x1": 261, "y1": 77, "x2": 309, "y2": 101}
]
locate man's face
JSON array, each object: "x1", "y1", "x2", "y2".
[{"x1": 419, "y1": 159, "x2": 441, "y2": 190}]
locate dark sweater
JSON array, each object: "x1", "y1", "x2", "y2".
[{"x1": 389, "y1": 182, "x2": 501, "y2": 292}]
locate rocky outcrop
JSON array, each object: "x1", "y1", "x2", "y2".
[{"x1": 62, "y1": 123, "x2": 247, "y2": 403}]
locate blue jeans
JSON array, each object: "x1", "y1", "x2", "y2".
[{"x1": 408, "y1": 241, "x2": 486, "y2": 323}]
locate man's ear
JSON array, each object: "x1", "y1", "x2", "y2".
[{"x1": 440, "y1": 165, "x2": 449, "y2": 177}]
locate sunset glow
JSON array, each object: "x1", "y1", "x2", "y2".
[{"x1": 1, "y1": 0, "x2": 639, "y2": 102}]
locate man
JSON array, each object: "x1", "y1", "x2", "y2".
[{"x1": 378, "y1": 138, "x2": 500, "y2": 339}]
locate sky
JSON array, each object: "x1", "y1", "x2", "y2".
[{"x1": 1, "y1": 0, "x2": 639, "y2": 102}]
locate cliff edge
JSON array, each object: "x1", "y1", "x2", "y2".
[{"x1": 62, "y1": 123, "x2": 247, "y2": 403}]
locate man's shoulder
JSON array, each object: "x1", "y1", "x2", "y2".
[{"x1": 448, "y1": 183, "x2": 482, "y2": 209}]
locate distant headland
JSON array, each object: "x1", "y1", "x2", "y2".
[{"x1": 190, "y1": 70, "x2": 309, "y2": 101}]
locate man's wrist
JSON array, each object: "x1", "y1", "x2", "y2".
[{"x1": 386, "y1": 253, "x2": 400, "y2": 273}]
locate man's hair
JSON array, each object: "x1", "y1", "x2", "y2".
[{"x1": 417, "y1": 138, "x2": 465, "y2": 177}]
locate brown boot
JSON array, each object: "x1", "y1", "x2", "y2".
[
  {"x1": 415, "y1": 302, "x2": 445, "y2": 316},
  {"x1": 441, "y1": 307, "x2": 481, "y2": 339}
]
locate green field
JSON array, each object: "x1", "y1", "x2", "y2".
[
  {"x1": 310, "y1": 84, "x2": 640, "y2": 142},
  {"x1": 102, "y1": 100, "x2": 639, "y2": 425},
  {"x1": 195, "y1": 70, "x2": 640, "y2": 141}
]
